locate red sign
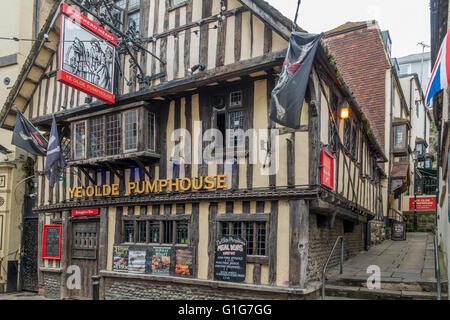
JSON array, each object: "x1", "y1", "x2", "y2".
[
  {"x1": 321, "y1": 150, "x2": 335, "y2": 190},
  {"x1": 42, "y1": 225, "x2": 62, "y2": 260},
  {"x1": 409, "y1": 197, "x2": 437, "y2": 211},
  {"x1": 71, "y1": 208, "x2": 99, "y2": 217},
  {"x1": 57, "y1": 4, "x2": 117, "y2": 104}
]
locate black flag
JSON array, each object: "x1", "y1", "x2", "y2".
[
  {"x1": 11, "y1": 110, "x2": 48, "y2": 156},
  {"x1": 45, "y1": 115, "x2": 66, "y2": 188},
  {"x1": 270, "y1": 33, "x2": 323, "y2": 129}
]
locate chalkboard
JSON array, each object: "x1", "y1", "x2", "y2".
[
  {"x1": 42, "y1": 225, "x2": 62, "y2": 259},
  {"x1": 214, "y1": 236, "x2": 247, "y2": 282},
  {"x1": 391, "y1": 222, "x2": 406, "y2": 241}
]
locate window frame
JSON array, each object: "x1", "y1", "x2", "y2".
[
  {"x1": 167, "y1": 0, "x2": 189, "y2": 12},
  {"x1": 147, "y1": 111, "x2": 157, "y2": 152},
  {"x1": 123, "y1": 109, "x2": 139, "y2": 153},
  {"x1": 393, "y1": 124, "x2": 408, "y2": 151},
  {"x1": 73, "y1": 120, "x2": 88, "y2": 160}
]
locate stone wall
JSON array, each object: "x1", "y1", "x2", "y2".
[
  {"x1": 369, "y1": 220, "x2": 386, "y2": 246},
  {"x1": 42, "y1": 271, "x2": 61, "y2": 299},
  {"x1": 307, "y1": 214, "x2": 365, "y2": 281},
  {"x1": 103, "y1": 274, "x2": 319, "y2": 300}
]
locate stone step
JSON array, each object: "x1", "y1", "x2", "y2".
[
  {"x1": 325, "y1": 284, "x2": 446, "y2": 300},
  {"x1": 328, "y1": 276, "x2": 448, "y2": 293}
]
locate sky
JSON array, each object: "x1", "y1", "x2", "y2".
[{"x1": 265, "y1": 0, "x2": 431, "y2": 58}]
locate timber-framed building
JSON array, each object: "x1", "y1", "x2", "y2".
[{"x1": 1, "y1": 0, "x2": 387, "y2": 299}]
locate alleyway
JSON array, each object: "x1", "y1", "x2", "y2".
[
  {"x1": 325, "y1": 233, "x2": 447, "y2": 299},
  {"x1": 329, "y1": 233, "x2": 437, "y2": 282}
]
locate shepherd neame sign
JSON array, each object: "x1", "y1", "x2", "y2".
[{"x1": 69, "y1": 175, "x2": 228, "y2": 199}]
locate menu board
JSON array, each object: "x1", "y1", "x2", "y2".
[
  {"x1": 214, "y1": 236, "x2": 246, "y2": 282},
  {"x1": 175, "y1": 248, "x2": 193, "y2": 277},
  {"x1": 152, "y1": 247, "x2": 171, "y2": 275},
  {"x1": 42, "y1": 225, "x2": 62, "y2": 259},
  {"x1": 391, "y1": 222, "x2": 406, "y2": 241},
  {"x1": 112, "y1": 246, "x2": 129, "y2": 272}
]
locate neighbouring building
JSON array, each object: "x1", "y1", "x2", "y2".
[
  {"x1": 324, "y1": 21, "x2": 414, "y2": 239},
  {"x1": 0, "y1": 0, "x2": 387, "y2": 300},
  {"x1": 397, "y1": 52, "x2": 431, "y2": 94},
  {"x1": 431, "y1": 0, "x2": 450, "y2": 287},
  {"x1": 396, "y1": 70, "x2": 436, "y2": 232},
  {"x1": 0, "y1": 0, "x2": 43, "y2": 293}
]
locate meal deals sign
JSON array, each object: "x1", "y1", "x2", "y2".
[
  {"x1": 57, "y1": 3, "x2": 117, "y2": 104},
  {"x1": 69, "y1": 175, "x2": 228, "y2": 199},
  {"x1": 409, "y1": 197, "x2": 437, "y2": 211}
]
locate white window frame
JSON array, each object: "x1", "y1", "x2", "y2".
[
  {"x1": 73, "y1": 120, "x2": 87, "y2": 160},
  {"x1": 123, "y1": 109, "x2": 139, "y2": 153}
]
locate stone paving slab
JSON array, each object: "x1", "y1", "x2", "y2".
[{"x1": 0, "y1": 292, "x2": 50, "y2": 300}]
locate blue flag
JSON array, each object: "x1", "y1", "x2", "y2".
[{"x1": 45, "y1": 115, "x2": 66, "y2": 188}]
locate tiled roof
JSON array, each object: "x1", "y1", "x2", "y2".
[{"x1": 323, "y1": 21, "x2": 391, "y2": 151}]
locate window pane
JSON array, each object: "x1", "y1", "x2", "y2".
[
  {"x1": 246, "y1": 222, "x2": 254, "y2": 255},
  {"x1": 106, "y1": 114, "x2": 121, "y2": 155},
  {"x1": 128, "y1": 12, "x2": 140, "y2": 31},
  {"x1": 256, "y1": 222, "x2": 266, "y2": 256},
  {"x1": 137, "y1": 221, "x2": 146, "y2": 243},
  {"x1": 230, "y1": 91, "x2": 242, "y2": 106},
  {"x1": 220, "y1": 222, "x2": 229, "y2": 237},
  {"x1": 172, "y1": 0, "x2": 186, "y2": 6},
  {"x1": 124, "y1": 221, "x2": 134, "y2": 242},
  {"x1": 394, "y1": 126, "x2": 404, "y2": 148},
  {"x1": 90, "y1": 117, "x2": 104, "y2": 157},
  {"x1": 229, "y1": 111, "x2": 244, "y2": 147},
  {"x1": 125, "y1": 111, "x2": 138, "y2": 151},
  {"x1": 163, "y1": 221, "x2": 173, "y2": 244},
  {"x1": 149, "y1": 221, "x2": 160, "y2": 243},
  {"x1": 176, "y1": 222, "x2": 189, "y2": 244},
  {"x1": 148, "y1": 112, "x2": 155, "y2": 151},
  {"x1": 75, "y1": 122, "x2": 86, "y2": 158},
  {"x1": 115, "y1": 0, "x2": 126, "y2": 9},
  {"x1": 128, "y1": 0, "x2": 139, "y2": 8},
  {"x1": 233, "y1": 222, "x2": 241, "y2": 237}
]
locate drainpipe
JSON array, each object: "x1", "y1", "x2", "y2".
[
  {"x1": 35, "y1": 0, "x2": 40, "y2": 39},
  {"x1": 386, "y1": 70, "x2": 394, "y2": 237}
]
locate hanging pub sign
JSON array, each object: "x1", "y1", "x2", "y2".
[
  {"x1": 321, "y1": 150, "x2": 335, "y2": 190},
  {"x1": 57, "y1": 3, "x2": 117, "y2": 104},
  {"x1": 214, "y1": 236, "x2": 246, "y2": 283},
  {"x1": 42, "y1": 225, "x2": 62, "y2": 260}
]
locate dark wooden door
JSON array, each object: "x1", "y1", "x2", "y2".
[
  {"x1": 70, "y1": 220, "x2": 99, "y2": 299},
  {"x1": 21, "y1": 215, "x2": 39, "y2": 292}
]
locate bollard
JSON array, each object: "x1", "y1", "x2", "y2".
[{"x1": 92, "y1": 275, "x2": 100, "y2": 300}]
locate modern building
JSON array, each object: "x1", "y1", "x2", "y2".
[
  {"x1": 324, "y1": 21, "x2": 413, "y2": 238},
  {"x1": 0, "y1": 0, "x2": 41, "y2": 293},
  {"x1": 0, "y1": 0, "x2": 387, "y2": 299},
  {"x1": 397, "y1": 52, "x2": 431, "y2": 94}
]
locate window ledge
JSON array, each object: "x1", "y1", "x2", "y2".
[{"x1": 69, "y1": 150, "x2": 160, "y2": 167}]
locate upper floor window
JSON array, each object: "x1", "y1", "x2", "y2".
[
  {"x1": 128, "y1": 11, "x2": 140, "y2": 31},
  {"x1": 392, "y1": 121, "x2": 410, "y2": 156},
  {"x1": 168, "y1": 0, "x2": 189, "y2": 11},
  {"x1": 230, "y1": 91, "x2": 243, "y2": 107},
  {"x1": 71, "y1": 107, "x2": 156, "y2": 161}
]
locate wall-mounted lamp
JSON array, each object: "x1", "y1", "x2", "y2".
[
  {"x1": 188, "y1": 64, "x2": 206, "y2": 74},
  {"x1": 340, "y1": 107, "x2": 350, "y2": 119}
]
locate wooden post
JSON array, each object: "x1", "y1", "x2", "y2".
[
  {"x1": 268, "y1": 200, "x2": 278, "y2": 285},
  {"x1": 289, "y1": 200, "x2": 309, "y2": 288},
  {"x1": 98, "y1": 207, "x2": 108, "y2": 300},
  {"x1": 60, "y1": 210, "x2": 70, "y2": 299},
  {"x1": 207, "y1": 202, "x2": 218, "y2": 280}
]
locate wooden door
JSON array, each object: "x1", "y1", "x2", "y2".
[{"x1": 70, "y1": 220, "x2": 99, "y2": 299}]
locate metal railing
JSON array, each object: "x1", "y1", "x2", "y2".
[
  {"x1": 322, "y1": 236, "x2": 344, "y2": 300},
  {"x1": 434, "y1": 233, "x2": 441, "y2": 300}
]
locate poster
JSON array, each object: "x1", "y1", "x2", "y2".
[
  {"x1": 175, "y1": 248, "x2": 193, "y2": 277},
  {"x1": 57, "y1": 4, "x2": 117, "y2": 104},
  {"x1": 391, "y1": 222, "x2": 406, "y2": 241},
  {"x1": 409, "y1": 197, "x2": 436, "y2": 211},
  {"x1": 214, "y1": 236, "x2": 247, "y2": 282},
  {"x1": 152, "y1": 247, "x2": 171, "y2": 275},
  {"x1": 112, "y1": 246, "x2": 129, "y2": 272},
  {"x1": 128, "y1": 250, "x2": 147, "y2": 274}
]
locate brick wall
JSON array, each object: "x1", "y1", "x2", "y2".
[
  {"x1": 103, "y1": 276, "x2": 319, "y2": 300},
  {"x1": 308, "y1": 214, "x2": 365, "y2": 281},
  {"x1": 43, "y1": 272, "x2": 61, "y2": 299}
]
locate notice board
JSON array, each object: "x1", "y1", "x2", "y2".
[{"x1": 42, "y1": 225, "x2": 62, "y2": 259}]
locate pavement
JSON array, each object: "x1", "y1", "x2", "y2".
[
  {"x1": 328, "y1": 232, "x2": 441, "y2": 283},
  {"x1": 0, "y1": 292, "x2": 50, "y2": 300}
]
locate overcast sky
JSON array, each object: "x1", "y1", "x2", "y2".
[{"x1": 265, "y1": 0, "x2": 431, "y2": 58}]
